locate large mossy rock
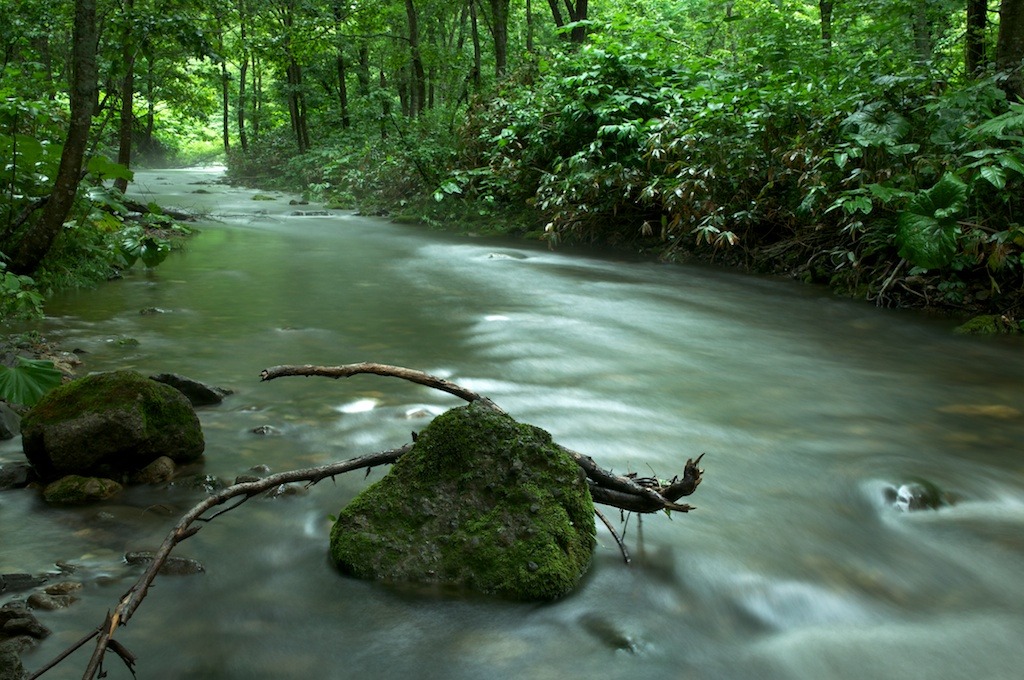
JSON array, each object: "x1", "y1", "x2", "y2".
[
  {"x1": 330, "y1": 401, "x2": 596, "y2": 601},
  {"x1": 21, "y1": 370, "x2": 204, "y2": 481}
]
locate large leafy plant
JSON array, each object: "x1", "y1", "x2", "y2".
[
  {"x1": 0, "y1": 356, "x2": 62, "y2": 407},
  {"x1": 895, "y1": 173, "x2": 967, "y2": 270}
]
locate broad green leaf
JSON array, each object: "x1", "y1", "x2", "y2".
[
  {"x1": 980, "y1": 165, "x2": 1007, "y2": 189},
  {"x1": 895, "y1": 173, "x2": 967, "y2": 270},
  {"x1": 0, "y1": 357, "x2": 63, "y2": 407},
  {"x1": 998, "y1": 154, "x2": 1024, "y2": 175},
  {"x1": 87, "y1": 156, "x2": 134, "y2": 182}
]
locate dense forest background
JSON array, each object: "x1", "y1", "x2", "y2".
[{"x1": 1, "y1": 0, "x2": 1023, "y2": 328}]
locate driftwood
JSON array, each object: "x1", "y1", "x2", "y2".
[
  {"x1": 259, "y1": 363, "x2": 704, "y2": 513},
  {"x1": 33, "y1": 363, "x2": 704, "y2": 679}
]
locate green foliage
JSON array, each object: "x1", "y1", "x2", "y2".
[
  {"x1": 119, "y1": 225, "x2": 172, "y2": 269},
  {"x1": 212, "y1": 0, "x2": 1023, "y2": 315},
  {"x1": 896, "y1": 173, "x2": 967, "y2": 270},
  {"x1": 0, "y1": 262, "x2": 44, "y2": 319},
  {"x1": 0, "y1": 356, "x2": 63, "y2": 407}
]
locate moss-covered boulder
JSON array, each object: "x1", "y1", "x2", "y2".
[
  {"x1": 330, "y1": 401, "x2": 596, "y2": 601},
  {"x1": 21, "y1": 370, "x2": 204, "y2": 481},
  {"x1": 953, "y1": 314, "x2": 1022, "y2": 335}
]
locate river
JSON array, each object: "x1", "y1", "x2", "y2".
[{"x1": 3, "y1": 167, "x2": 1024, "y2": 679}]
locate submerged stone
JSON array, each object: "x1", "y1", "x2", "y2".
[
  {"x1": 21, "y1": 370, "x2": 204, "y2": 481},
  {"x1": 330, "y1": 401, "x2": 595, "y2": 601},
  {"x1": 43, "y1": 475, "x2": 122, "y2": 504}
]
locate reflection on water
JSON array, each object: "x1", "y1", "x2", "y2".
[{"x1": 3, "y1": 168, "x2": 1024, "y2": 679}]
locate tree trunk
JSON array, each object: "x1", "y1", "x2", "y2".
[
  {"x1": 489, "y1": 0, "x2": 509, "y2": 77},
  {"x1": 912, "y1": 0, "x2": 932, "y2": 63},
  {"x1": 966, "y1": 0, "x2": 986, "y2": 77},
  {"x1": 471, "y1": 0, "x2": 481, "y2": 87},
  {"x1": 566, "y1": 0, "x2": 588, "y2": 43},
  {"x1": 237, "y1": 0, "x2": 249, "y2": 152},
  {"x1": 819, "y1": 0, "x2": 833, "y2": 55},
  {"x1": 546, "y1": 0, "x2": 565, "y2": 29},
  {"x1": 114, "y1": 0, "x2": 135, "y2": 194},
  {"x1": 379, "y1": 70, "x2": 390, "y2": 140},
  {"x1": 252, "y1": 55, "x2": 262, "y2": 140},
  {"x1": 7, "y1": 0, "x2": 97, "y2": 275},
  {"x1": 526, "y1": 0, "x2": 534, "y2": 53},
  {"x1": 219, "y1": 29, "x2": 231, "y2": 154},
  {"x1": 238, "y1": 54, "x2": 249, "y2": 152},
  {"x1": 337, "y1": 52, "x2": 351, "y2": 128},
  {"x1": 405, "y1": 0, "x2": 426, "y2": 116},
  {"x1": 998, "y1": 0, "x2": 1024, "y2": 99},
  {"x1": 142, "y1": 52, "x2": 155, "y2": 154},
  {"x1": 357, "y1": 43, "x2": 370, "y2": 96}
]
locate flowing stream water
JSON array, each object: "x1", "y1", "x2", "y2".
[{"x1": 3, "y1": 167, "x2": 1024, "y2": 679}]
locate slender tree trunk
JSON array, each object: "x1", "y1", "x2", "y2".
[
  {"x1": 252, "y1": 55, "x2": 262, "y2": 140},
  {"x1": 997, "y1": 0, "x2": 1024, "y2": 99},
  {"x1": 471, "y1": 0, "x2": 481, "y2": 87},
  {"x1": 142, "y1": 53, "x2": 155, "y2": 153},
  {"x1": 819, "y1": 0, "x2": 833, "y2": 55},
  {"x1": 405, "y1": 0, "x2": 426, "y2": 116},
  {"x1": 31, "y1": 35, "x2": 56, "y2": 98},
  {"x1": 237, "y1": 0, "x2": 249, "y2": 152},
  {"x1": 357, "y1": 44, "x2": 370, "y2": 96},
  {"x1": 7, "y1": 0, "x2": 97, "y2": 274},
  {"x1": 546, "y1": 0, "x2": 565, "y2": 29},
  {"x1": 337, "y1": 52, "x2": 351, "y2": 128},
  {"x1": 379, "y1": 70, "x2": 390, "y2": 140},
  {"x1": 238, "y1": 54, "x2": 249, "y2": 152},
  {"x1": 489, "y1": 0, "x2": 509, "y2": 77},
  {"x1": 566, "y1": 0, "x2": 588, "y2": 43},
  {"x1": 114, "y1": 0, "x2": 135, "y2": 194},
  {"x1": 219, "y1": 30, "x2": 230, "y2": 154},
  {"x1": 526, "y1": 0, "x2": 534, "y2": 53},
  {"x1": 966, "y1": 0, "x2": 987, "y2": 77},
  {"x1": 912, "y1": 0, "x2": 932, "y2": 63}
]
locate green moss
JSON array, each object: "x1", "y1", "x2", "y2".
[
  {"x1": 22, "y1": 370, "x2": 204, "y2": 479},
  {"x1": 330, "y1": 402, "x2": 595, "y2": 601},
  {"x1": 953, "y1": 314, "x2": 1022, "y2": 335},
  {"x1": 43, "y1": 475, "x2": 122, "y2": 504}
]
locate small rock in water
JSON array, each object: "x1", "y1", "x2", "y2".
[
  {"x1": 251, "y1": 425, "x2": 281, "y2": 436},
  {"x1": 0, "y1": 574, "x2": 47, "y2": 594},
  {"x1": 26, "y1": 592, "x2": 78, "y2": 611},
  {"x1": 42, "y1": 476, "x2": 123, "y2": 505},
  {"x1": 124, "y1": 551, "x2": 205, "y2": 576},
  {"x1": 150, "y1": 372, "x2": 233, "y2": 406},
  {"x1": 129, "y1": 456, "x2": 176, "y2": 485},
  {"x1": 884, "y1": 479, "x2": 948, "y2": 512},
  {"x1": 579, "y1": 613, "x2": 638, "y2": 654}
]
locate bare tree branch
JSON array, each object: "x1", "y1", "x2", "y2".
[
  {"x1": 260, "y1": 362, "x2": 507, "y2": 414},
  {"x1": 260, "y1": 362, "x2": 703, "y2": 512},
  {"x1": 72, "y1": 445, "x2": 411, "y2": 680}
]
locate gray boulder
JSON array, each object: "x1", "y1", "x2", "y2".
[
  {"x1": 21, "y1": 370, "x2": 204, "y2": 481},
  {"x1": 149, "y1": 373, "x2": 233, "y2": 406},
  {"x1": 0, "y1": 403, "x2": 20, "y2": 440}
]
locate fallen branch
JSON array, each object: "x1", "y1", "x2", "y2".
[
  {"x1": 66, "y1": 445, "x2": 410, "y2": 680},
  {"x1": 260, "y1": 362, "x2": 506, "y2": 414},
  {"x1": 261, "y1": 362, "x2": 703, "y2": 513}
]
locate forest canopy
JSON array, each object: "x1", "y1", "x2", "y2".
[{"x1": 1, "y1": 0, "x2": 1023, "y2": 323}]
